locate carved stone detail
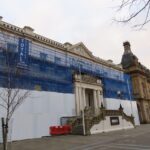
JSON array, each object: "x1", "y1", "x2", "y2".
[
  {"x1": 66, "y1": 106, "x2": 135, "y2": 135},
  {"x1": 74, "y1": 74, "x2": 101, "y2": 85}
]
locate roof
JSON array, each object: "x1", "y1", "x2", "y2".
[{"x1": 0, "y1": 18, "x2": 123, "y2": 71}]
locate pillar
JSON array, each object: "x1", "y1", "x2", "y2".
[
  {"x1": 97, "y1": 90, "x2": 101, "y2": 107},
  {"x1": 82, "y1": 88, "x2": 86, "y2": 109},
  {"x1": 75, "y1": 86, "x2": 80, "y2": 115},
  {"x1": 78, "y1": 87, "x2": 82, "y2": 113},
  {"x1": 94, "y1": 90, "x2": 98, "y2": 114},
  {"x1": 100, "y1": 90, "x2": 104, "y2": 107}
]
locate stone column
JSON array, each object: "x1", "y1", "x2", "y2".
[
  {"x1": 97, "y1": 90, "x2": 101, "y2": 107},
  {"x1": 75, "y1": 86, "x2": 80, "y2": 115},
  {"x1": 100, "y1": 90, "x2": 104, "y2": 107},
  {"x1": 78, "y1": 87, "x2": 82, "y2": 113},
  {"x1": 94, "y1": 90, "x2": 98, "y2": 114},
  {"x1": 82, "y1": 88, "x2": 86, "y2": 110}
]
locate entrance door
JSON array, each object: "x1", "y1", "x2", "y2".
[{"x1": 85, "y1": 89, "x2": 94, "y2": 108}]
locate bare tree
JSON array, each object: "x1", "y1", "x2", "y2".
[
  {"x1": 114, "y1": 0, "x2": 150, "y2": 29},
  {"x1": 0, "y1": 36, "x2": 31, "y2": 150}
]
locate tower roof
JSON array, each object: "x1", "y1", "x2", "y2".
[{"x1": 121, "y1": 41, "x2": 138, "y2": 69}]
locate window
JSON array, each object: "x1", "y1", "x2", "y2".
[
  {"x1": 32, "y1": 63, "x2": 39, "y2": 71},
  {"x1": 0, "y1": 43, "x2": 6, "y2": 52},
  {"x1": 142, "y1": 82, "x2": 147, "y2": 98},
  {"x1": 6, "y1": 43, "x2": 17, "y2": 66},
  {"x1": 39, "y1": 53, "x2": 47, "y2": 72},
  {"x1": 0, "y1": 55, "x2": 6, "y2": 65},
  {"x1": 7, "y1": 43, "x2": 17, "y2": 52},
  {"x1": 55, "y1": 56, "x2": 61, "y2": 64},
  {"x1": 40, "y1": 52, "x2": 47, "y2": 61}
]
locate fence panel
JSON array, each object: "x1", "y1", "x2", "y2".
[{"x1": 0, "y1": 119, "x2": 3, "y2": 143}]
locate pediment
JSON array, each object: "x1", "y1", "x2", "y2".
[{"x1": 68, "y1": 42, "x2": 93, "y2": 59}]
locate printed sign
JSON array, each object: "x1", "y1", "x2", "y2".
[
  {"x1": 18, "y1": 38, "x2": 29, "y2": 68},
  {"x1": 110, "y1": 117, "x2": 120, "y2": 126}
]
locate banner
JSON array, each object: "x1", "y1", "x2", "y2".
[{"x1": 18, "y1": 38, "x2": 29, "y2": 68}]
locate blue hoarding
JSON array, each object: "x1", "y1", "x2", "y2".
[{"x1": 18, "y1": 38, "x2": 29, "y2": 68}]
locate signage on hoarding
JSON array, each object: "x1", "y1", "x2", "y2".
[
  {"x1": 17, "y1": 38, "x2": 29, "y2": 68},
  {"x1": 110, "y1": 117, "x2": 120, "y2": 126}
]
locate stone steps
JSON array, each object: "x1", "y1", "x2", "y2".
[{"x1": 71, "y1": 125, "x2": 84, "y2": 135}]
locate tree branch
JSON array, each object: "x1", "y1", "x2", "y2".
[
  {"x1": 8, "y1": 90, "x2": 30, "y2": 120},
  {"x1": 114, "y1": 0, "x2": 150, "y2": 29},
  {"x1": 0, "y1": 103, "x2": 7, "y2": 110}
]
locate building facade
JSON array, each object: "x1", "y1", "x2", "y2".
[
  {"x1": 0, "y1": 18, "x2": 139, "y2": 141},
  {"x1": 121, "y1": 41, "x2": 150, "y2": 123}
]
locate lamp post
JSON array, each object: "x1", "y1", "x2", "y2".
[
  {"x1": 117, "y1": 90, "x2": 122, "y2": 108},
  {"x1": 117, "y1": 91, "x2": 121, "y2": 99},
  {"x1": 78, "y1": 61, "x2": 86, "y2": 136}
]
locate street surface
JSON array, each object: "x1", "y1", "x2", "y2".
[{"x1": 0, "y1": 124, "x2": 150, "y2": 150}]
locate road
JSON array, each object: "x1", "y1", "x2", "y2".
[{"x1": 0, "y1": 124, "x2": 150, "y2": 150}]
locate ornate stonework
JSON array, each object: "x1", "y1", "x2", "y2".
[
  {"x1": 67, "y1": 42, "x2": 93, "y2": 59},
  {"x1": 74, "y1": 74, "x2": 103, "y2": 116},
  {"x1": 67, "y1": 106, "x2": 135, "y2": 135},
  {"x1": 74, "y1": 74, "x2": 101, "y2": 86},
  {"x1": 0, "y1": 17, "x2": 123, "y2": 71},
  {"x1": 121, "y1": 41, "x2": 150, "y2": 123}
]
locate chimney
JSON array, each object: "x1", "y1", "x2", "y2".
[
  {"x1": 23, "y1": 26, "x2": 34, "y2": 34},
  {"x1": 0, "y1": 16, "x2": 3, "y2": 21},
  {"x1": 123, "y1": 41, "x2": 131, "y2": 54}
]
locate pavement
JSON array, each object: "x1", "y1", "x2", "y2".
[{"x1": 0, "y1": 124, "x2": 150, "y2": 150}]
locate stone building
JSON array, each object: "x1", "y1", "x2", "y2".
[
  {"x1": 0, "y1": 17, "x2": 139, "y2": 141},
  {"x1": 121, "y1": 41, "x2": 150, "y2": 123}
]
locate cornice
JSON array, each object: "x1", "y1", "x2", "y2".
[
  {"x1": 129, "y1": 65, "x2": 150, "y2": 77},
  {"x1": 0, "y1": 19, "x2": 123, "y2": 72},
  {"x1": 0, "y1": 20, "x2": 66, "y2": 51}
]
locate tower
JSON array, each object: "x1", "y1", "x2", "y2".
[
  {"x1": 121, "y1": 41, "x2": 138, "y2": 69},
  {"x1": 121, "y1": 41, "x2": 150, "y2": 124}
]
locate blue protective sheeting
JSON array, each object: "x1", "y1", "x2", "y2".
[
  {"x1": 102, "y1": 76, "x2": 132, "y2": 100},
  {"x1": 0, "y1": 36, "x2": 133, "y2": 100},
  {"x1": 0, "y1": 51, "x2": 73, "y2": 93}
]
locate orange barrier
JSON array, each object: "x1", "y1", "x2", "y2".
[{"x1": 50, "y1": 125, "x2": 71, "y2": 135}]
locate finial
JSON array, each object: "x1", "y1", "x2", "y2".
[
  {"x1": 0, "y1": 16, "x2": 3, "y2": 21},
  {"x1": 123, "y1": 41, "x2": 131, "y2": 54},
  {"x1": 119, "y1": 104, "x2": 123, "y2": 110}
]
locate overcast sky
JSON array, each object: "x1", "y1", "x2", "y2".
[{"x1": 0, "y1": 0, "x2": 149, "y2": 68}]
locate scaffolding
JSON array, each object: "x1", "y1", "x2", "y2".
[{"x1": 0, "y1": 31, "x2": 133, "y2": 100}]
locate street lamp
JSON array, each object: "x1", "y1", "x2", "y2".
[{"x1": 117, "y1": 91, "x2": 122, "y2": 99}]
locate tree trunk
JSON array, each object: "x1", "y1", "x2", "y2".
[{"x1": 2, "y1": 118, "x2": 8, "y2": 150}]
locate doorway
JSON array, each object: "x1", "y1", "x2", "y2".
[{"x1": 85, "y1": 89, "x2": 94, "y2": 108}]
